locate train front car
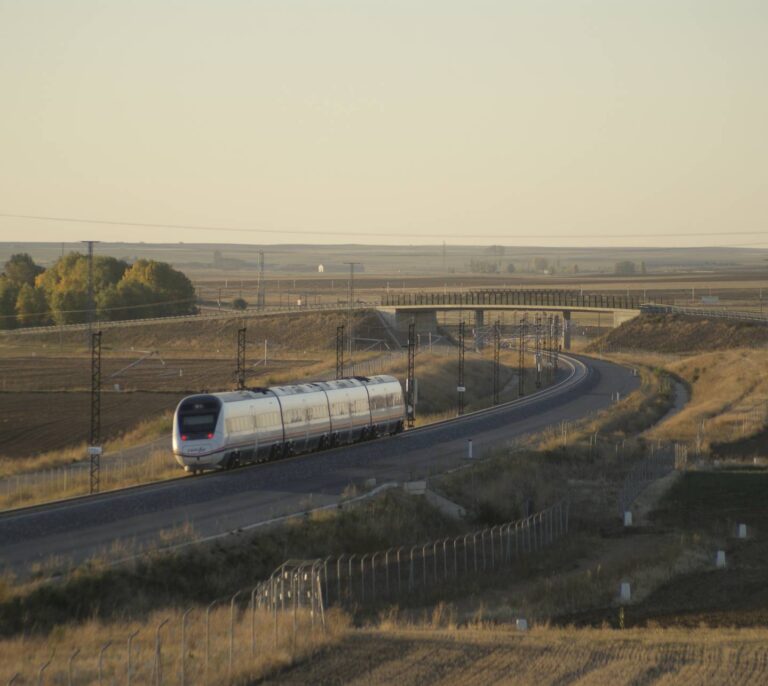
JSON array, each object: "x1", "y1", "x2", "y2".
[{"x1": 172, "y1": 394, "x2": 225, "y2": 472}]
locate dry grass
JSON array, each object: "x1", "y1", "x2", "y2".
[
  {"x1": 611, "y1": 349, "x2": 768, "y2": 454},
  {"x1": 0, "y1": 605, "x2": 349, "y2": 685},
  {"x1": 0, "y1": 412, "x2": 173, "y2": 479},
  {"x1": 0, "y1": 449, "x2": 180, "y2": 511}
]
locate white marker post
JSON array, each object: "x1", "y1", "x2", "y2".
[{"x1": 467, "y1": 439, "x2": 474, "y2": 459}]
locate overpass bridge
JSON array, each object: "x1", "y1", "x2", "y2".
[{"x1": 379, "y1": 289, "x2": 647, "y2": 349}]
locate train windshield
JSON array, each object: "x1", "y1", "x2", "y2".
[{"x1": 180, "y1": 414, "x2": 217, "y2": 434}]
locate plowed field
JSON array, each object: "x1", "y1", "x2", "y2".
[{"x1": 260, "y1": 628, "x2": 768, "y2": 685}]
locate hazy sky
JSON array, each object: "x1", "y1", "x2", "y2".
[{"x1": 0, "y1": 1, "x2": 766, "y2": 247}]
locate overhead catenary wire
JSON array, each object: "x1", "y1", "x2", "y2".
[{"x1": 1, "y1": 211, "x2": 768, "y2": 243}]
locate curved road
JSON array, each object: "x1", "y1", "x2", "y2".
[{"x1": 0, "y1": 354, "x2": 639, "y2": 573}]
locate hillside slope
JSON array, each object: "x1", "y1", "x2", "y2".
[{"x1": 588, "y1": 313, "x2": 768, "y2": 353}]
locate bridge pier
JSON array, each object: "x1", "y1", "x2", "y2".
[
  {"x1": 395, "y1": 310, "x2": 438, "y2": 336},
  {"x1": 562, "y1": 310, "x2": 571, "y2": 350}
]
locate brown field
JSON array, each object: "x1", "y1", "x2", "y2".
[
  {"x1": 259, "y1": 626, "x2": 768, "y2": 685},
  {"x1": 0, "y1": 391, "x2": 183, "y2": 460}
]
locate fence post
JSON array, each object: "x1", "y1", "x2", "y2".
[
  {"x1": 371, "y1": 551, "x2": 380, "y2": 600},
  {"x1": 153, "y1": 618, "x2": 169, "y2": 686},
  {"x1": 205, "y1": 598, "x2": 223, "y2": 684},
  {"x1": 38, "y1": 649, "x2": 54, "y2": 686},
  {"x1": 229, "y1": 589, "x2": 243, "y2": 679},
  {"x1": 66, "y1": 648, "x2": 80, "y2": 686},
  {"x1": 250, "y1": 586, "x2": 260, "y2": 657},
  {"x1": 126, "y1": 630, "x2": 139, "y2": 686},
  {"x1": 98, "y1": 642, "x2": 111, "y2": 686},
  {"x1": 181, "y1": 608, "x2": 193, "y2": 686},
  {"x1": 360, "y1": 554, "x2": 369, "y2": 602}
]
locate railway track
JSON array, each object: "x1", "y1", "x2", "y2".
[{"x1": 0, "y1": 353, "x2": 637, "y2": 573}]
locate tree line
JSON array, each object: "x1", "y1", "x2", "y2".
[{"x1": 0, "y1": 252, "x2": 196, "y2": 329}]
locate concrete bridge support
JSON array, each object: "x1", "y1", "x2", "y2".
[
  {"x1": 395, "y1": 309, "x2": 439, "y2": 335},
  {"x1": 562, "y1": 310, "x2": 571, "y2": 350}
]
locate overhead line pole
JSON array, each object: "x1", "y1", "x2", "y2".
[
  {"x1": 236, "y1": 326, "x2": 247, "y2": 390},
  {"x1": 406, "y1": 320, "x2": 416, "y2": 427},
  {"x1": 535, "y1": 313, "x2": 542, "y2": 389},
  {"x1": 492, "y1": 319, "x2": 500, "y2": 405},
  {"x1": 343, "y1": 262, "x2": 361, "y2": 373},
  {"x1": 336, "y1": 324, "x2": 345, "y2": 379},
  {"x1": 518, "y1": 315, "x2": 527, "y2": 397},
  {"x1": 89, "y1": 331, "x2": 102, "y2": 494},
  {"x1": 457, "y1": 320, "x2": 466, "y2": 416}
]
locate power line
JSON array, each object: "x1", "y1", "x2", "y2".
[{"x1": 2, "y1": 211, "x2": 767, "y2": 242}]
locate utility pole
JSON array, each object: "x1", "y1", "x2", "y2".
[
  {"x1": 82, "y1": 240, "x2": 99, "y2": 335},
  {"x1": 236, "y1": 326, "x2": 246, "y2": 390},
  {"x1": 457, "y1": 321, "x2": 466, "y2": 415},
  {"x1": 534, "y1": 313, "x2": 542, "y2": 388},
  {"x1": 406, "y1": 320, "x2": 416, "y2": 427},
  {"x1": 257, "y1": 250, "x2": 265, "y2": 308},
  {"x1": 492, "y1": 319, "x2": 500, "y2": 405},
  {"x1": 518, "y1": 315, "x2": 527, "y2": 397},
  {"x1": 553, "y1": 315, "x2": 561, "y2": 375},
  {"x1": 343, "y1": 262, "x2": 360, "y2": 367},
  {"x1": 89, "y1": 331, "x2": 102, "y2": 494},
  {"x1": 336, "y1": 324, "x2": 345, "y2": 379},
  {"x1": 546, "y1": 315, "x2": 554, "y2": 384}
]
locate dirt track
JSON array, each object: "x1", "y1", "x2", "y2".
[{"x1": 259, "y1": 628, "x2": 768, "y2": 685}]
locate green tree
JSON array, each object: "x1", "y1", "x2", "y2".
[
  {"x1": 3, "y1": 253, "x2": 44, "y2": 287},
  {"x1": 232, "y1": 297, "x2": 248, "y2": 310},
  {"x1": 119, "y1": 260, "x2": 196, "y2": 317},
  {"x1": 15, "y1": 284, "x2": 50, "y2": 326},
  {"x1": 0, "y1": 277, "x2": 19, "y2": 329}
]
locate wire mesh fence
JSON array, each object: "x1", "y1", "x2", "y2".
[
  {"x1": 617, "y1": 444, "x2": 677, "y2": 516},
  {"x1": 2, "y1": 502, "x2": 569, "y2": 684},
  {"x1": 0, "y1": 438, "x2": 172, "y2": 510}
]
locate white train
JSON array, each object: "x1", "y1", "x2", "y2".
[{"x1": 172, "y1": 375, "x2": 405, "y2": 473}]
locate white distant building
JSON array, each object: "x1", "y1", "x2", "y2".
[{"x1": 318, "y1": 264, "x2": 325, "y2": 273}]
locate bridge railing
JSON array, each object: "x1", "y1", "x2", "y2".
[{"x1": 380, "y1": 289, "x2": 649, "y2": 310}]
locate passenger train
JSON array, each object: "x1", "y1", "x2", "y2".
[{"x1": 172, "y1": 375, "x2": 405, "y2": 473}]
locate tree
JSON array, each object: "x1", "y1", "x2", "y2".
[
  {"x1": 3, "y1": 253, "x2": 43, "y2": 287},
  {"x1": 119, "y1": 259, "x2": 196, "y2": 317},
  {"x1": 614, "y1": 261, "x2": 637, "y2": 275},
  {"x1": 640, "y1": 261, "x2": 647, "y2": 275},
  {"x1": 15, "y1": 284, "x2": 49, "y2": 326},
  {"x1": 506, "y1": 263, "x2": 516, "y2": 273},
  {"x1": 232, "y1": 297, "x2": 248, "y2": 310},
  {"x1": 0, "y1": 277, "x2": 19, "y2": 329}
]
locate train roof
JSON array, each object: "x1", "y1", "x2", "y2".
[{"x1": 187, "y1": 375, "x2": 400, "y2": 405}]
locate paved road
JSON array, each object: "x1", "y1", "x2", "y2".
[{"x1": 0, "y1": 354, "x2": 639, "y2": 573}]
